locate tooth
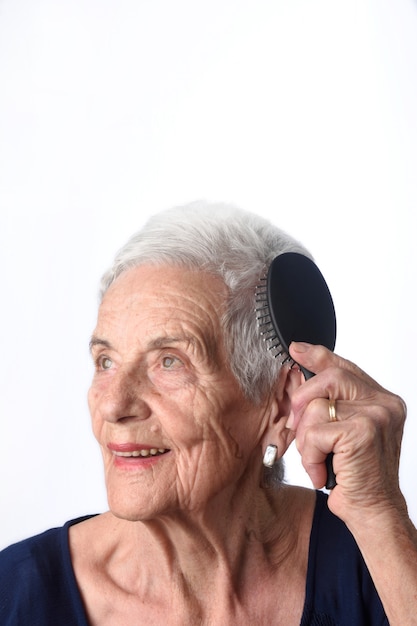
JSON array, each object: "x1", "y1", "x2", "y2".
[{"x1": 113, "y1": 448, "x2": 168, "y2": 458}]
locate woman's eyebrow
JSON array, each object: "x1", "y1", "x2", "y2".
[
  {"x1": 88, "y1": 335, "x2": 197, "y2": 354},
  {"x1": 88, "y1": 334, "x2": 219, "y2": 364},
  {"x1": 89, "y1": 336, "x2": 113, "y2": 353},
  {"x1": 147, "y1": 335, "x2": 201, "y2": 354},
  {"x1": 148, "y1": 335, "x2": 217, "y2": 363}
]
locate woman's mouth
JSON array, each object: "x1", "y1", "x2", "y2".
[
  {"x1": 112, "y1": 448, "x2": 169, "y2": 458},
  {"x1": 107, "y1": 444, "x2": 171, "y2": 468}
]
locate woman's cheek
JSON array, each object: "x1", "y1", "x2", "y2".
[
  {"x1": 148, "y1": 366, "x2": 196, "y2": 393},
  {"x1": 148, "y1": 359, "x2": 196, "y2": 392}
]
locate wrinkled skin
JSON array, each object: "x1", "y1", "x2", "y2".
[
  {"x1": 286, "y1": 342, "x2": 407, "y2": 525},
  {"x1": 88, "y1": 265, "x2": 276, "y2": 522}
]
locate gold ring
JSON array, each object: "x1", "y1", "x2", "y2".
[{"x1": 328, "y1": 399, "x2": 337, "y2": 422}]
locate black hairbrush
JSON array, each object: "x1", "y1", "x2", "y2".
[{"x1": 256, "y1": 252, "x2": 337, "y2": 489}]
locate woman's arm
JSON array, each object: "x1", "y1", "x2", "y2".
[{"x1": 287, "y1": 342, "x2": 417, "y2": 625}]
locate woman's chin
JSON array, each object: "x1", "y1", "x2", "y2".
[
  {"x1": 107, "y1": 496, "x2": 163, "y2": 522},
  {"x1": 105, "y1": 481, "x2": 175, "y2": 522}
]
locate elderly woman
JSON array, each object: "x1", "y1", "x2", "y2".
[{"x1": 1, "y1": 203, "x2": 416, "y2": 625}]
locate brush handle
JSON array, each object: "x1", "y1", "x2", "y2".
[
  {"x1": 301, "y1": 366, "x2": 337, "y2": 490},
  {"x1": 325, "y1": 453, "x2": 337, "y2": 489}
]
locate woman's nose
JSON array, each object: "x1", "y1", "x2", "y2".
[{"x1": 91, "y1": 368, "x2": 152, "y2": 423}]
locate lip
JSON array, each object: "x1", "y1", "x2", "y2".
[
  {"x1": 107, "y1": 442, "x2": 171, "y2": 469},
  {"x1": 108, "y1": 443, "x2": 157, "y2": 453}
]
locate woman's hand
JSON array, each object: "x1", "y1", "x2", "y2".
[
  {"x1": 286, "y1": 342, "x2": 407, "y2": 525},
  {"x1": 286, "y1": 342, "x2": 417, "y2": 624}
]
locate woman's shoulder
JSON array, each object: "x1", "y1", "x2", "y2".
[
  {"x1": 0, "y1": 516, "x2": 96, "y2": 625},
  {"x1": 1, "y1": 517, "x2": 85, "y2": 569}
]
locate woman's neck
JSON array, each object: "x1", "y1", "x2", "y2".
[
  {"x1": 70, "y1": 485, "x2": 316, "y2": 625},
  {"x1": 105, "y1": 483, "x2": 312, "y2": 595}
]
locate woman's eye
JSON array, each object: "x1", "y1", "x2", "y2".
[
  {"x1": 98, "y1": 356, "x2": 113, "y2": 370},
  {"x1": 161, "y1": 355, "x2": 181, "y2": 369}
]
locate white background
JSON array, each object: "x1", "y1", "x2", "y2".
[{"x1": 1, "y1": 0, "x2": 416, "y2": 549}]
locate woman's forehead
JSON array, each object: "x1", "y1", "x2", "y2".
[{"x1": 95, "y1": 265, "x2": 228, "y2": 356}]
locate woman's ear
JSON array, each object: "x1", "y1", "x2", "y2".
[{"x1": 262, "y1": 365, "x2": 304, "y2": 456}]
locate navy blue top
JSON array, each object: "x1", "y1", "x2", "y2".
[{"x1": 0, "y1": 492, "x2": 388, "y2": 625}]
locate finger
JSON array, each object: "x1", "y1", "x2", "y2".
[
  {"x1": 289, "y1": 342, "x2": 385, "y2": 392},
  {"x1": 291, "y1": 389, "x2": 405, "y2": 450},
  {"x1": 294, "y1": 399, "x2": 388, "y2": 449},
  {"x1": 297, "y1": 434, "x2": 333, "y2": 489},
  {"x1": 287, "y1": 362, "x2": 405, "y2": 432},
  {"x1": 295, "y1": 402, "x2": 405, "y2": 496},
  {"x1": 287, "y1": 366, "x2": 380, "y2": 431},
  {"x1": 287, "y1": 397, "x2": 338, "y2": 432}
]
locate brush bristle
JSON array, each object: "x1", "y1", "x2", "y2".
[{"x1": 255, "y1": 279, "x2": 294, "y2": 367}]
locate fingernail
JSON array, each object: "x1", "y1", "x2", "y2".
[{"x1": 291, "y1": 341, "x2": 312, "y2": 353}]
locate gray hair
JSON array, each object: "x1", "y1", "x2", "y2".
[
  {"x1": 100, "y1": 202, "x2": 312, "y2": 401},
  {"x1": 100, "y1": 202, "x2": 311, "y2": 482}
]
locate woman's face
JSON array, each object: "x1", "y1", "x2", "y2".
[{"x1": 88, "y1": 265, "x2": 271, "y2": 521}]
